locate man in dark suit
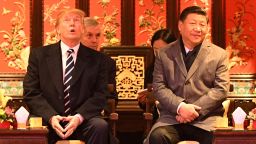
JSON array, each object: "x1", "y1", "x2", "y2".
[
  {"x1": 145, "y1": 6, "x2": 229, "y2": 144},
  {"x1": 23, "y1": 8, "x2": 109, "y2": 144},
  {"x1": 82, "y1": 17, "x2": 117, "y2": 100}
]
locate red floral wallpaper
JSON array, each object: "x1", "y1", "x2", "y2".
[
  {"x1": 0, "y1": 0, "x2": 256, "y2": 74},
  {"x1": 0, "y1": 0, "x2": 30, "y2": 73},
  {"x1": 135, "y1": 0, "x2": 166, "y2": 46},
  {"x1": 226, "y1": 0, "x2": 256, "y2": 74},
  {"x1": 90, "y1": 0, "x2": 121, "y2": 47}
]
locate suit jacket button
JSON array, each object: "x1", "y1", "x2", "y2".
[{"x1": 185, "y1": 81, "x2": 190, "y2": 85}]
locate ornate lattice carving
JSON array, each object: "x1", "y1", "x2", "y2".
[{"x1": 112, "y1": 55, "x2": 145, "y2": 99}]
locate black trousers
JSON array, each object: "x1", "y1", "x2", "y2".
[
  {"x1": 149, "y1": 124, "x2": 213, "y2": 144},
  {"x1": 48, "y1": 117, "x2": 109, "y2": 144}
]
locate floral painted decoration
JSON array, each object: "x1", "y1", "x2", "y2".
[
  {"x1": 0, "y1": 2, "x2": 29, "y2": 70},
  {"x1": 226, "y1": 0, "x2": 255, "y2": 70},
  {"x1": 247, "y1": 107, "x2": 256, "y2": 120},
  {"x1": 137, "y1": 0, "x2": 166, "y2": 46},
  {"x1": 97, "y1": 0, "x2": 120, "y2": 47}
]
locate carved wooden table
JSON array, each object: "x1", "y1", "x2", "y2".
[
  {"x1": 0, "y1": 127, "x2": 48, "y2": 144},
  {"x1": 212, "y1": 129, "x2": 256, "y2": 144}
]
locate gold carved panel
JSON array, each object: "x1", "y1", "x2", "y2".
[{"x1": 112, "y1": 55, "x2": 144, "y2": 99}]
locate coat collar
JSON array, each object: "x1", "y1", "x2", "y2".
[
  {"x1": 186, "y1": 39, "x2": 210, "y2": 81},
  {"x1": 169, "y1": 39, "x2": 211, "y2": 80},
  {"x1": 46, "y1": 42, "x2": 63, "y2": 95},
  {"x1": 45, "y1": 42, "x2": 93, "y2": 94},
  {"x1": 70, "y1": 45, "x2": 92, "y2": 86}
]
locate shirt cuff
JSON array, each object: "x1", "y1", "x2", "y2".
[
  {"x1": 177, "y1": 102, "x2": 186, "y2": 114},
  {"x1": 74, "y1": 114, "x2": 84, "y2": 124}
]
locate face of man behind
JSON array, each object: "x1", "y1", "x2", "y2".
[{"x1": 82, "y1": 25, "x2": 101, "y2": 51}]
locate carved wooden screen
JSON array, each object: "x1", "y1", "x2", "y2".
[{"x1": 101, "y1": 46, "x2": 153, "y2": 100}]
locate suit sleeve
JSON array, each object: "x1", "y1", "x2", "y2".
[
  {"x1": 75, "y1": 54, "x2": 109, "y2": 120},
  {"x1": 193, "y1": 51, "x2": 229, "y2": 119},
  {"x1": 23, "y1": 48, "x2": 58, "y2": 123},
  {"x1": 152, "y1": 51, "x2": 185, "y2": 114}
]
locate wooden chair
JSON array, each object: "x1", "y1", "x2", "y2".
[{"x1": 142, "y1": 84, "x2": 155, "y2": 136}]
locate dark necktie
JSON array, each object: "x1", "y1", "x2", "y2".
[{"x1": 63, "y1": 49, "x2": 74, "y2": 116}]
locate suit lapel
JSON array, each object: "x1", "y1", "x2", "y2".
[
  {"x1": 71, "y1": 45, "x2": 91, "y2": 86},
  {"x1": 46, "y1": 42, "x2": 64, "y2": 95},
  {"x1": 186, "y1": 40, "x2": 210, "y2": 81},
  {"x1": 171, "y1": 40, "x2": 187, "y2": 77}
]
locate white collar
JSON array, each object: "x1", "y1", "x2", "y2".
[{"x1": 60, "y1": 41, "x2": 80, "y2": 56}]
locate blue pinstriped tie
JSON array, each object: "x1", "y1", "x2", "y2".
[{"x1": 63, "y1": 49, "x2": 74, "y2": 116}]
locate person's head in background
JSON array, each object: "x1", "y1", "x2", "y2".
[
  {"x1": 151, "y1": 28, "x2": 176, "y2": 56},
  {"x1": 81, "y1": 17, "x2": 101, "y2": 51},
  {"x1": 55, "y1": 8, "x2": 85, "y2": 47},
  {"x1": 178, "y1": 6, "x2": 208, "y2": 49}
]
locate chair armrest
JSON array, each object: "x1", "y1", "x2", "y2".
[
  {"x1": 143, "y1": 112, "x2": 153, "y2": 120},
  {"x1": 110, "y1": 113, "x2": 119, "y2": 121}
]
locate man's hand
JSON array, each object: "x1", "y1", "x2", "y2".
[
  {"x1": 176, "y1": 115, "x2": 187, "y2": 123},
  {"x1": 62, "y1": 116, "x2": 81, "y2": 139},
  {"x1": 50, "y1": 115, "x2": 66, "y2": 139},
  {"x1": 177, "y1": 103, "x2": 201, "y2": 123},
  {"x1": 137, "y1": 89, "x2": 148, "y2": 106}
]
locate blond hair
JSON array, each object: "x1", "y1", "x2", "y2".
[{"x1": 55, "y1": 8, "x2": 85, "y2": 28}]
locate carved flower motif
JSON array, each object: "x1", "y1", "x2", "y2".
[
  {"x1": 97, "y1": 0, "x2": 120, "y2": 47},
  {"x1": 226, "y1": 0, "x2": 255, "y2": 70},
  {"x1": 138, "y1": 0, "x2": 165, "y2": 46},
  {"x1": 0, "y1": 2, "x2": 29, "y2": 70}
]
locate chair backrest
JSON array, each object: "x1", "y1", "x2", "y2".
[{"x1": 101, "y1": 46, "x2": 154, "y2": 101}]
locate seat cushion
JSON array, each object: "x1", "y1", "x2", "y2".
[{"x1": 56, "y1": 140, "x2": 85, "y2": 144}]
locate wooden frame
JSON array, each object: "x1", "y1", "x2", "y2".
[
  {"x1": 0, "y1": 73, "x2": 25, "y2": 99},
  {"x1": 30, "y1": 0, "x2": 43, "y2": 48},
  {"x1": 228, "y1": 74, "x2": 256, "y2": 98},
  {"x1": 121, "y1": 0, "x2": 135, "y2": 45},
  {"x1": 166, "y1": 0, "x2": 180, "y2": 38},
  {"x1": 212, "y1": 0, "x2": 226, "y2": 48}
]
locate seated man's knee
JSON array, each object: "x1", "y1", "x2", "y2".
[
  {"x1": 149, "y1": 126, "x2": 179, "y2": 144},
  {"x1": 91, "y1": 118, "x2": 108, "y2": 132},
  {"x1": 149, "y1": 127, "x2": 166, "y2": 142}
]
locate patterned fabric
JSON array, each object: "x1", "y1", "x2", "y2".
[{"x1": 63, "y1": 49, "x2": 74, "y2": 116}]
